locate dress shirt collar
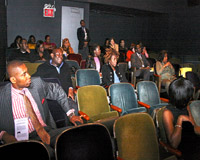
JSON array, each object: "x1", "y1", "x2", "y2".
[
  {"x1": 50, "y1": 60, "x2": 64, "y2": 74},
  {"x1": 11, "y1": 85, "x2": 28, "y2": 97}
]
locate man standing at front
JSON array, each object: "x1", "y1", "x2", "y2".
[{"x1": 77, "y1": 20, "x2": 90, "y2": 60}]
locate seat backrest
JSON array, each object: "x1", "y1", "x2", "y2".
[
  {"x1": 77, "y1": 85, "x2": 109, "y2": 117},
  {"x1": 114, "y1": 113, "x2": 159, "y2": 160},
  {"x1": 0, "y1": 140, "x2": 50, "y2": 160},
  {"x1": 189, "y1": 100, "x2": 200, "y2": 126},
  {"x1": 65, "y1": 60, "x2": 80, "y2": 77},
  {"x1": 172, "y1": 63, "x2": 181, "y2": 77},
  {"x1": 118, "y1": 62, "x2": 128, "y2": 73},
  {"x1": 147, "y1": 58, "x2": 156, "y2": 67},
  {"x1": 55, "y1": 124, "x2": 114, "y2": 160},
  {"x1": 76, "y1": 69, "x2": 100, "y2": 87},
  {"x1": 80, "y1": 60, "x2": 86, "y2": 69},
  {"x1": 67, "y1": 53, "x2": 82, "y2": 65},
  {"x1": 155, "y1": 106, "x2": 168, "y2": 143},
  {"x1": 186, "y1": 71, "x2": 200, "y2": 90},
  {"x1": 24, "y1": 62, "x2": 42, "y2": 76},
  {"x1": 109, "y1": 83, "x2": 138, "y2": 115},
  {"x1": 136, "y1": 81, "x2": 160, "y2": 106}
]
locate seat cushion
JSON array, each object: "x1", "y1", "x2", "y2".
[
  {"x1": 90, "y1": 111, "x2": 119, "y2": 122},
  {"x1": 149, "y1": 103, "x2": 169, "y2": 115},
  {"x1": 124, "y1": 107, "x2": 147, "y2": 115}
]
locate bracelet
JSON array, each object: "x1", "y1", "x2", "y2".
[{"x1": 175, "y1": 125, "x2": 182, "y2": 128}]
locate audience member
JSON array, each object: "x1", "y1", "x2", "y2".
[
  {"x1": 156, "y1": 50, "x2": 176, "y2": 91},
  {"x1": 0, "y1": 60, "x2": 83, "y2": 157},
  {"x1": 163, "y1": 77, "x2": 200, "y2": 159},
  {"x1": 77, "y1": 20, "x2": 90, "y2": 60},
  {"x1": 131, "y1": 44, "x2": 150, "y2": 80},
  {"x1": 9, "y1": 35, "x2": 22, "y2": 49},
  {"x1": 9, "y1": 38, "x2": 35, "y2": 62},
  {"x1": 126, "y1": 43, "x2": 136, "y2": 68},
  {"x1": 28, "y1": 35, "x2": 36, "y2": 49},
  {"x1": 119, "y1": 39, "x2": 128, "y2": 62},
  {"x1": 43, "y1": 35, "x2": 57, "y2": 50},
  {"x1": 33, "y1": 48, "x2": 74, "y2": 99},
  {"x1": 109, "y1": 37, "x2": 119, "y2": 52},
  {"x1": 60, "y1": 38, "x2": 74, "y2": 59},
  {"x1": 102, "y1": 48, "x2": 128, "y2": 87},
  {"x1": 34, "y1": 40, "x2": 50, "y2": 61},
  {"x1": 141, "y1": 46, "x2": 149, "y2": 58},
  {"x1": 86, "y1": 44, "x2": 103, "y2": 73}
]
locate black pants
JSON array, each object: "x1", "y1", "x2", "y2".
[{"x1": 135, "y1": 68, "x2": 150, "y2": 81}]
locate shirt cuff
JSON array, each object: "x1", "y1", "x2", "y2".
[
  {"x1": 0, "y1": 131, "x2": 6, "y2": 140},
  {"x1": 69, "y1": 87, "x2": 73, "y2": 90},
  {"x1": 66, "y1": 109, "x2": 75, "y2": 117}
]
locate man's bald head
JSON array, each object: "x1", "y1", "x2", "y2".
[
  {"x1": 52, "y1": 48, "x2": 63, "y2": 55},
  {"x1": 51, "y1": 48, "x2": 63, "y2": 66},
  {"x1": 7, "y1": 60, "x2": 24, "y2": 78}
]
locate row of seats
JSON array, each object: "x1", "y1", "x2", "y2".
[{"x1": 0, "y1": 113, "x2": 178, "y2": 160}]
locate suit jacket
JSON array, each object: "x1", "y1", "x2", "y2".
[
  {"x1": 77, "y1": 27, "x2": 90, "y2": 50},
  {"x1": 131, "y1": 52, "x2": 150, "y2": 69},
  {"x1": 0, "y1": 77, "x2": 70, "y2": 136},
  {"x1": 102, "y1": 63, "x2": 128, "y2": 86}
]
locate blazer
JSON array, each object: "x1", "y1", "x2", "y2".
[
  {"x1": 131, "y1": 52, "x2": 150, "y2": 69},
  {"x1": 0, "y1": 77, "x2": 70, "y2": 136},
  {"x1": 102, "y1": 63, "x2": 128, "y2": 86},
  {"x1": 77, "y1": 27, "x2": 90, "y2": 50}
]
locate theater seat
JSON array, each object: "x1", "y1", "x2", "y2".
[
  {"x1": 136, "y1": 81, "x2": 169, "y2": 115},
  {"x1": 55, "y1": 124, "x2": 115, "y2": 160},
  {"x1": 109, "y1": 83, "x2": 147, "y2": 115},
  {"x1": 0, "y1": 140, "x2": 50, "y2": 160},
  {"x1": 76, "y1": 69, "x2": 101, "y2": 88},
  {"x1": 114, "y1": 113, "x2": 177, "y2": 160}
]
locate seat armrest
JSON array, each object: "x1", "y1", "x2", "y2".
[
  {"x1": 137, "y1": 101, "x2": 151, "y2": 109},
  {"x1": 76, "y1": 86, "x2": 80, "y2": 89},
  {"x1": 129, "y1": 83, "x2": 134, "y2": 88},
  {"x1": 153, "y1": 74, "x2": 162, "y2": 93},
  {"x1": 160, "y1": 97, "x2": 169, "y2": 103},
  {"x1": 159, "y1": 140, "x2": 182, "y2": 157},
  {"x1": 78, "y1": 111, "x2": 90, "y2": 121},
  {"x1": 73, "y1": 88, "x2": 77, "y2": 95},
  {"x1": 104, "y1": 85, "x2": 109, "y2": 89},
  {"x1": 117, "y1": 157, "x2": 123, "y2": 160},
  {"x1": 110, "y1": 105, "x2": 122, "y2": 113},
  {"x1": 153, "y1": 74, "x2": 161, "y2": 78},
  {"x1": 131, "y1": 67, "x2": 136, "y2": 87}
]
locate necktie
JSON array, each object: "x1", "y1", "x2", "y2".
[
  {"x1": 23, "y1": 93, "x2": 50, "y2": 144},
  {"x1": 137, "y1": 53, "x2": 144, "y2": 67}
]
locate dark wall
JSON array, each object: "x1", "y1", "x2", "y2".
[
  {"x1": 7, "y1": 0, "x2": 89, "y2": 47},
  {"x1": 0, "y1": 0, "x2": 7, "y2": 81},
  {"x1": 89, "y1": 10, "x2": 169, "y2": 52},
  {"x1": 168, "y1": 7, "x2": 200, "y2": 57}
]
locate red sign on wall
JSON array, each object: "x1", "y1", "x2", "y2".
[{"x1": 43, "y1": 8, "x2": 55, "y2": 18}]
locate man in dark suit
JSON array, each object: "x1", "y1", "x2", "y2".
[
  {"x1": 0, "y1": 60, "x2": 83, "y2": 155},
  {"x1": 77, "y1": 20, "x2": 90, "y2": 60},
  {"x1": 131, "y1": 44, "x2": 150, "y2": 80}
]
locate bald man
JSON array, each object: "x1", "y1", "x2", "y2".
[
  {"x1": 0, "y1": 60, "x2": 83, "y2": 154},
  {"x1": 33, "y1": 48, "x2": 74, "y2": 98}
]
